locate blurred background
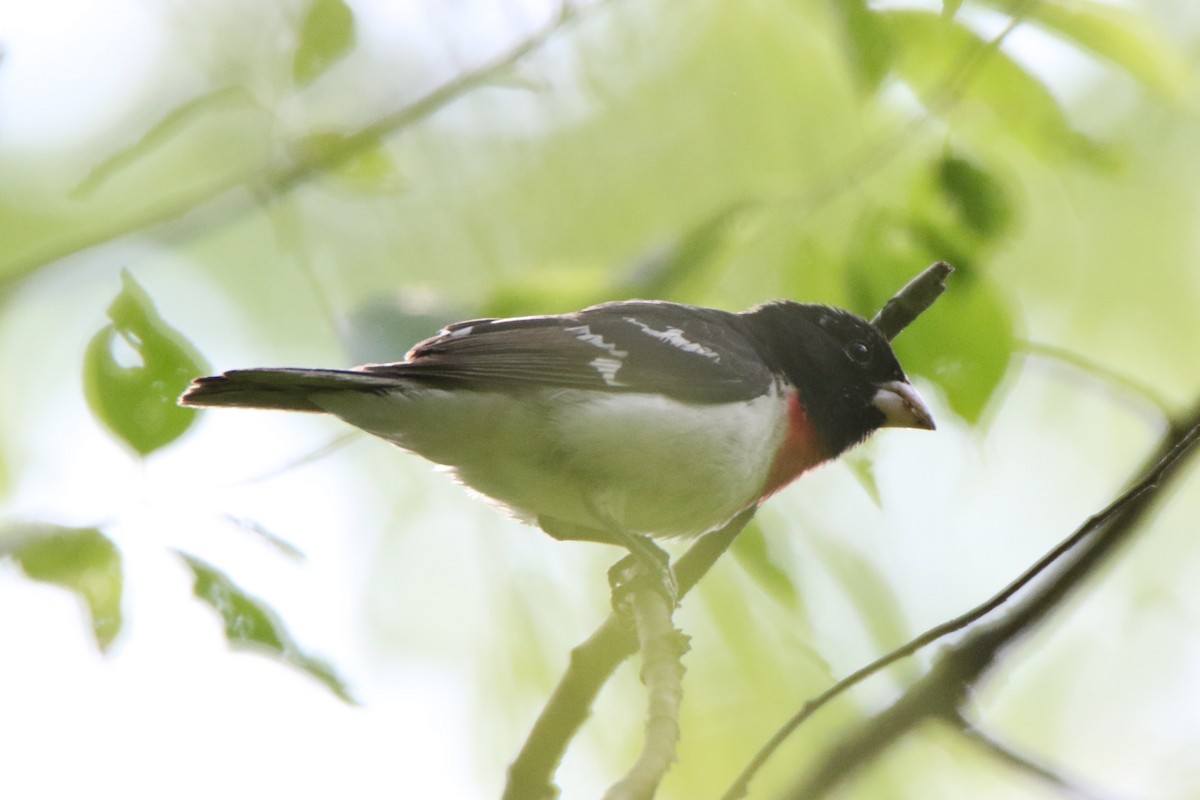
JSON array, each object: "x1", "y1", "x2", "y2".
[{"x1": 2, "y1": 0, "x2": 1200, "y2": 797}]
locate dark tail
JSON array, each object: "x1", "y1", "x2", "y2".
[{"x1": 179, "y1": 368, "x2": 403, "y2": 412}]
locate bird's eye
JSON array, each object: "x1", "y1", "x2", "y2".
[{"x1": 845, "y1": 341, "x2": 871, "y2": 364}]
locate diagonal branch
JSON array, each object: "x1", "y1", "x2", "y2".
[
  {"x1": 778, "y1": 402, "x2": 1200, "y2": 799},
  {"x1": 503, "y1": 511, "x2": 752, "y2": 800},
  {"x1": 870, "y1": 261, "x2": 954, "y2": 341},
  {"x1": 953, "y1": 714, "x2": 1124, "y2": 800},
  {"x1": 2, "y1": 3, "x2": 593, "y2": 290},
  {"x1": 601, "y1": 581, "x2": 690, "y2": 800},
  {"x1": 719, "y1": 401, "x2": 1194, "y2": 799}
]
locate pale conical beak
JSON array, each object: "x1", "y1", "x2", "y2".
[{"x1": 872, "y1": 380, "x2": 936, "y2": 431}]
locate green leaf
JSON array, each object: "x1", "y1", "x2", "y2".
[
  {"x1": 977, "y1": 0, "x2": 1195, "y2": 103},
  {"x1": 881, "y1": 9, "x2": 1107, "y2": 163},
  {"x1": 293, "y1": 0, "x2": 356, "y2": 87},
  {"x1": 731, "y1": 518, "x2": 798, "y2": 609},
  {"x1": 842, "y1": 449, "x2": 882, "y2": 508},
  {"x1": 807, "y1": 532, "x2": 921, "y2": 685},
  {"x1": 894, "y1": 266, "x2": 1013, "y2": 424},
  {"x1": 482, "y1": 265, "x2": 614, "y2": 318},
  {"x1": 72, "y1": 86, "x2": 259, "y2": 199},
  {"x1": 935, "y1": 154, "x2": 1015, "y2": 240},
  {"x1": 294, "y1": 132, "x2": 405, "y2": 193},
  {"x1": 827, "y1": 0, "x2": 894, "y2": 92},
  {"x1": 845, "y1": 215, "x2": 1015, "y2": 424},
  {"x1": 12, "y1": 525, "x2": 123, "y2": 652},
  {"x1": 83, "y1": 271, "x2": 208, "y2": 457},
  {"x1": 343, "y1": 297, "x2": 469, "y2": 364},
  {"x1": 616, "y1": 203, "x2": 745, "y2": 299},
  {"x1": 179, "y1": 552, "x2": 357, "y2": 704}
]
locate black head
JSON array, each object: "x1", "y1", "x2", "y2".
[{"x1": 741, "y1": 301, "x2": 934, "y2": 457}]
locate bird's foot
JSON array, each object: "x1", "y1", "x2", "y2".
[{"x1": 608, "y1": 534, "x2": 678, "y2": 614}]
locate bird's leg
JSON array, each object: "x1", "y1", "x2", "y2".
[{"x1": 606, "y1": 531, "x2": 678, "y2": 612}]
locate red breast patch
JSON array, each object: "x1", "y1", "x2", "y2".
[{"x1": 760, "y1": 389, "x2": 829, "y2": 500}]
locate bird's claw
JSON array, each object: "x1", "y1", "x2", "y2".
[{"x1": 608, "y1": 541, "x2": 678, "y2": 614}]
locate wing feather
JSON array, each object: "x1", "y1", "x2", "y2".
[{"x1": 363, "y1": 301, "x2": 773, "y2": 403}]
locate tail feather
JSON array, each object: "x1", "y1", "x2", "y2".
[{"x1": 179, "y1": 368, "x2": 402, "y2": 412}]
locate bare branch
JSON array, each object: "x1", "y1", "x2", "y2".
[
  {"x1": 777, "y1": 402, "x2": 1200, "y2": 799},
  {"x1": 503, "y1": 510, "x2": 752, "y2": 800},
  {"x1": 870, "y1": 261, "x2": 954, "y2": 341},
  {"x1": 954, "y1": 715, "x2": 1125, "y2": 800},
  {"x1": 1, "y1": 3, "x2": 593, "y2": 290},
  {"x1": 602, "y1": 582, "x2": 689, "y2": 800}
]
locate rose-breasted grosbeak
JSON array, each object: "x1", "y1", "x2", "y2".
[{"x1": 180, "y1": 299, "x2": 933, "y2": 545}]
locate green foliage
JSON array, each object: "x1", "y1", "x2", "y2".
[
  {"x1": 807, "y1": 532, "x2": 922, "y2": 687},
  {"x1": 846, "y1": 198, "x2": 1015, "y2": 424},
  {"x1": 73, "y1": 87, "x2": 262, "y2": 199},
  {"x1": 293, "y1": 132, "x2": 405, "y2": 193},
  {"x1": 293, "y1": 0, "x2": 357, "y2": 86},
  {"x1": 730, "y1": 519, "x2": 799, "y2": 610},
  {"x1": 828, "y1": 0, "x2": 894, "y2": 92},
  {"x1": 179, "y1": 552, "x2": 356, "y2": 704},
  {"x1": 935, "y1": 155, "x2": 1016, "y2": 241},
  {"x1": 11, "y1": 525, "x2": 123, "y2": 652},
  {"x1": 978, "y1": 0, "x2": 1196, "y2": 102},
  {"x1": 83, "y1": 272, "x2": 208, "y2": 456},
  {"x1": 882, "y1": 9, "x2": 1109, "y2": 163},
  {"x1": 3, "y1": 0, "x2": 1199, "y2": 795}
]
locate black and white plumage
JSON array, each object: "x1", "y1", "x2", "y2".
[{"x1": 181, "y1": 299, "x2": 934, "y2": 542}]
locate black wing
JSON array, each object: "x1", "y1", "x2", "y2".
[{"x1": 362, "y1": 301, "x2": 774, "y2": 404}]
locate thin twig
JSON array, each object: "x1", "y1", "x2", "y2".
[
  {"x1": 2, "y1": 3, "x2": 593, "y2": 289},
  {"x1": 721, "y1": 406, "x2": 1200, "y2": 799},
  {"x1": 953, "y1": 714, "x2": 1122, "y2": 800},
  {"x1": 602, "y1": 583, "x2": 689, "y2": 800},
  {"x1": 503, "y1": 510, "x2": 753, "y2": 800},
  {"x1": 780, "y1": 405, "x2": 1200, "y2": 799},
  {"x1": 768, "y1": 0, "x2": 1040, "y2": 220},
  {"x1": 1020, "y1": 339, "x2": 1174, "y2": 421}
]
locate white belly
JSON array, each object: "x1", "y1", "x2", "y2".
[{"x1": 314, "y1": 385, "x2": 790, "y2": 538}]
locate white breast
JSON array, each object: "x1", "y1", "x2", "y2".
[{"x1": 313, "y1": 383, "x2": 791, "y2": 538}]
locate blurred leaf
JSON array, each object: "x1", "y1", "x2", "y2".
[
  {"x1": 83, "y1": 272, "x2": 208, "y2": 456},
  {"x1": 842, "y1": 449, "x2": 882, "y2": 508},
  {"x1": 11, "y1": 525, "x2": 123, "y2": 652},
  {"x1": 343, "y1": 297, "x2": 471, "y2": 363},
  {"x1": 846, "y1": 215, "x2": 1015, "y2": 424},
  {"x1": 942, "y1": 0, "x2": 964, "y2": 18},
  {"x1": 178, "y1": 552, "x2": 356, "y2": 704},
  {"x1": 485, "y1": 206, "x2": 746, "y2": 319},
  {"x1": 977, "y1": 0, "x2": 1196, "y2": 103},
  {"x1": 72, "y1": 86, "x2": 259, "y2": 199},
  {"x1": 827, "y1": 0, "x2": 894, "y2": 92},
  {"x1": 895, "y1": 266, "x2": 1014, "y2": 423},
  {"x1": 935, "y1": 154, "x2": 1015, "y2": 240},
  {"x1": 223, "y1": 515, "x2": 306, "y2": 561},
  {"x1": 882, "y1": 9, "x2": 1108, "y2": 164},
  {"x1": 615, "y1": 203, "x2": 746, "y2": 299},
  {"x1": 294, "y1": 132, "x2": 405, "y2": 193},
  {"x1": 731, "y1": 518, "x2": 798, "y2": 610},
  {"x1": 483, "y1": 265, "x2": 614, "y2": 318},
  {"x1": 293, "y1": 0, "x2": 356, "y2": 86},
  {"x1": 807, "y1": 532, "x2": 921, "y2": 686}
]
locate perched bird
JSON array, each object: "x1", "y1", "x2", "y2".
[{"x1": 180, "y1": 299, "x2": 933, "y2": 547}]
